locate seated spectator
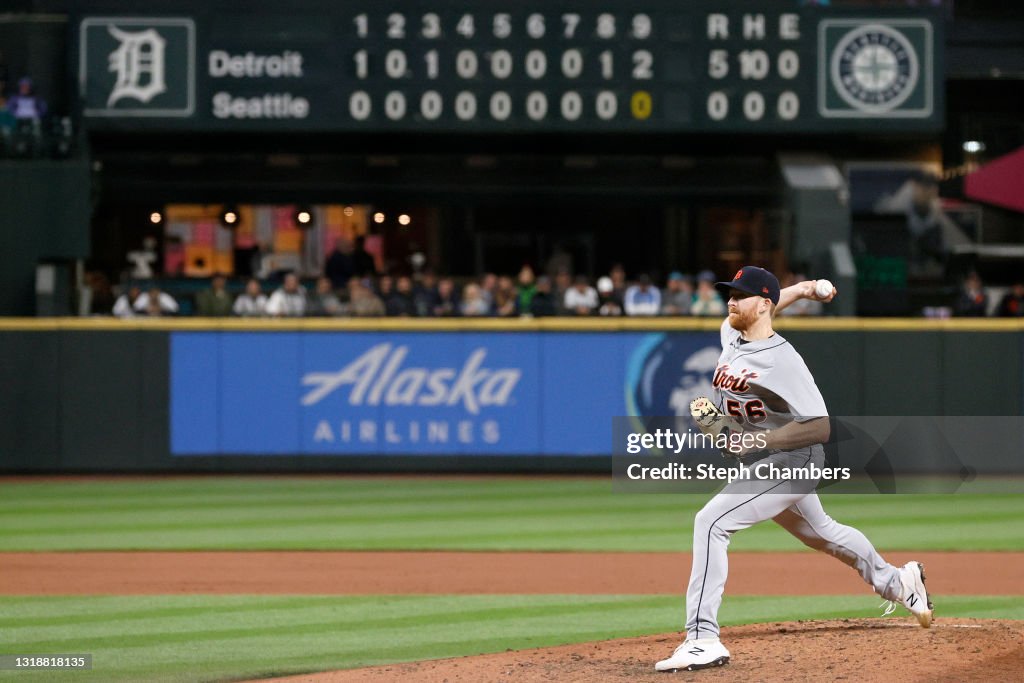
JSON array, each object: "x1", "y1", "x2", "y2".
[
  {"x1": 433, "y1": 277, "x2": 460, "y2": 317},
  {"x1": 997, "y1": 282, "x2": 1024, "y2": 317},
  {"x1": 624, "y1": 273, "x2": 662, "y2": 316},
  {"x1": 461, "y1": 283, "x2": 490, "y2": 316},
  {"x1": 661, "y1": 272, "x2": 693, "y2": 316},
  {"x1": 516, "y1": 265, "x2": 537, "y2": 313},
  {"x1": 778, "y1": 272, "x2": 823, "y2": 317},
  {"x1": 563, "y1": 275, "x2": 598, "y2": 316},
  {"x1": 233, "y1": 278, "x2": 268, "y2": 316},
  {"x1": 479, "y1": 273, "x2": 498, "y2": 313},
  {"x1": 529, "y1": 276, "x2": 557, "y2": 317},
  {"x1": 0, "y1": 94, "x2": 15, "y2": 138},
  {"x1": 413, "y1": 270, "x2": 439, "y2": 317},
  {"x1": 195, "y1": 274, "x2": 233, "y2": 317},
  {"x1": 493, "y1": 275, "x2": 519, "y2": 317},
  {"x1": 134, "y1": 286, "x2": 179, "y2": 316},
  {"x1": 386, "y1": 275, "x2": 417, "y2": 316},
  {"x1": 306, "y1": 276, "x2": 345, "y2": 316},
  {"x1": 112, "y1": 284, "x2": 142, "y2": 318},
  {"x1": 348, "y1": 279, "x2": 385, "y2": 317},
  {"x1": 597, "y1": 276, "x2": 623, "y2": 316},
  {"x1": 6, "y1": 76, "x2": 47, "y2": 122},
  {"x1": 377, "y1": 274, "x2": 394, "y2": 301},
  {"x1": 84, "y1": 271, "x2": 115, "y2": 316},
  {"x1": 323, "y1": 238, "x2": 354, "y2": 288},
  {"x1": 553, "y1": 270, "x2": 573, "y2": 315},
  {"x1": 351, "y1": 235, "x2": 377, "y2": 277},
  {"x1": 690, "y1": 270, "x2": 726, "y2": 317},
  {"x1": 265, "y1": 272, "x2": 306, "y2": 317},
  {"x1": 608, "y1": 264, "x2": 628, "y2": 306},
  {"x1": 955, "y1": 272, "x2": 988, "y2": 317}
]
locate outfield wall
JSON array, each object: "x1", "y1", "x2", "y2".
[{"x1": 1, "y1": 318, "x2": 1022, "y2": 472}]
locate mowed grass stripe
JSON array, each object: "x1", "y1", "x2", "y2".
[
  {"x1": 0, "y1": 478, "x2": 614, "y2": 509},
  {"x1": 9, "y1": 494, "x2": 1017, "y2": 536},
  {"x1": 0, "y1": 496, "x2": 689, "y2": 533},
  {"x1": 1, "y1": 479, "x2": 1022, "y2": 552},
  {"x1": 3, "y1": 516, "x2": 1016, "y2": 551},
  {"x1": 0, "y1": 511, "x2": 693, "y2": 550},
  {"x1": 6, "y1": 597, "x2": 662, "y2": 651},
  {"x1": 0, "y1": 486, "x2": 614, "y2": 514},
  {"x1": 1, "y1": 596, "x2": 333, "y2": 628},
  {"x1": 0, "y1": 505, "x2": 691, "y2": 538},
  {"x1": 0, "y1": 479, "x2": 1017, "y2": 516},
  {"x1": 1, "y1": 502, "x2": 1016, "y2": 539},
  {"x1": 1, "y1": 595, "x2": 1021, "y2": 683}
]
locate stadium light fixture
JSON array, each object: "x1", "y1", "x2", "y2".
[
  {"x1": 398, "y1": 214, "x2": 411, "y2": 226},
  {"x1": 373, "y1": 212, "x2": 386, "y2": 224},
  {"x1": 294, "y1": 205, "x2": 315, "y2": 228},
  {"x1": 149, "y1": 211, "x2": 164, "y2": 225},
  {"x1": 962, "y1": 141, "x2": 985, "y2": 154},
  {"x1": 220, "y1": 205, "x2": 240, "y2": 228}
]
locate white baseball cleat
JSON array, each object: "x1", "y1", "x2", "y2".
[
  {"x1": 882, "y1": 561, "x2": 934, "y2": 627},
  {"x1": 654, "y1": 638, "x2": 730, "y2": 672}
]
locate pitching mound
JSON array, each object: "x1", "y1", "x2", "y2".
[{"x1": 261, "y1": 618, "x2": 1024, "y2": 682}]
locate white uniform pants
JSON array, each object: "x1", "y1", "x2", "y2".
[{"x1": 685, "y1": 454, "x2": 903, "y2": 640}]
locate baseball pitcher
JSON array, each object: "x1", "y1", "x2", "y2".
[{"x1": 655, "y1": 266, "x2": 933, "y2": 673}]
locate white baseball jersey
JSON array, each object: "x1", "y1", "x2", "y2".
[
  {"x1": 681, "y1": 318, "x2": 902, "y2": 643},
  {"x1": 714, "y1": 319, "x2": 828, "y2": 431}
]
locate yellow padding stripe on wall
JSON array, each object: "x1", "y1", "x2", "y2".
[{"x1": 1, "y1": 317, "x2": 1023, "y2": 332}]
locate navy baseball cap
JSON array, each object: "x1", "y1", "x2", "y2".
[{"x1": 715, "y1": 266, "x2": 781, "y2": 305}]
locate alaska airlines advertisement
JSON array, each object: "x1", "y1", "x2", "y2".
[{"x1": 170, "y1": 331, "x2": 719, "y2": 455}]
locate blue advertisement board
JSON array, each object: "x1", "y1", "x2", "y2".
[{"x1": 170, "y1": 331, "x2": 720, "y2": 456}]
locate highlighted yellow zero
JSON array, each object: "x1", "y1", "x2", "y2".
[{"x1": 631, "y1": 91, "x2": 652, "y2": 120}]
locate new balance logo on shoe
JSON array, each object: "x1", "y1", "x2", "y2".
[
  {"x1": 908, "y1": 594, "x2": 918, "y2": 607},
  {"x1": 688, "y1": 646, "x2": 705, "y2": 656}
]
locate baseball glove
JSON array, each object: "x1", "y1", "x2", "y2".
[{"x1": 690, "y1": 397, "x2": 743, "y2": 457}]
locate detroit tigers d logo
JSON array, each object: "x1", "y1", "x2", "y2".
[
  {"x1": 106, "y1": 26, "x2": 167, "y2": 106},
  {"x1": 79, "y1": 17, "x2": 195, "y2": 117}
]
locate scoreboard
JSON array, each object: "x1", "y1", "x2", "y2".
[{"x1": 76, "y1": 1, "x2": 942, "y2": 132}]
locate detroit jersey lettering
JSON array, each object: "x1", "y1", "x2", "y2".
[{"x1": 714, "y1": 319, "x2": 828, "y2": 431}]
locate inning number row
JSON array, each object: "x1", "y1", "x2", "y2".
[{"x1": 353, "y1": 13, "x2": 654, "y2": 40}]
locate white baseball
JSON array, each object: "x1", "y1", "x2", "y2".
[{"x1": 814, "y1": 279, "x2": 834, "y2": 298}]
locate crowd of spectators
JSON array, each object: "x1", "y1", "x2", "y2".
[
  {"x1": 90, "y1": 257, "x2": 837, "y2": 319},
  {"x1": 90, "y1": 263, "x2": 1024, "y2": 320},
  {"x1": 954, "y1": 272, "x2": 1024, "y2": 318}
]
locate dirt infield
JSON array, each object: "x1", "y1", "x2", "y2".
[
  {"x1": 1, "y1": 550, "x2": 1022, "y2": 595},
  {"x1": 255, "y1": 618, "x2": 1024, "y2": 683}
]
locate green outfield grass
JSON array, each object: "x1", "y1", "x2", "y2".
[
  {"x1": 1, "y1": 594, "x2": 1021, "y2": 683},
  {"x1": 0, "y1": 477, "x2": 1022, "y2": 552}
]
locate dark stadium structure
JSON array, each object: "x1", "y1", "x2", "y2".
[{"x1": 0, "y1": 0, "x2": 1021, "y2": 317}]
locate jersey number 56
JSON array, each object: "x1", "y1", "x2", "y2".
[{"x1": 725, "y1": 399, "x2": 767, "y2": 424}]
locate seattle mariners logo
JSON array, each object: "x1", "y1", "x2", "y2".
[
  {"x1": 818, "y1": 19, "x2": 934, "y2": 120},
  {"x1": 831, "y1": 24, "x2": 918, "y2": 113}
]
